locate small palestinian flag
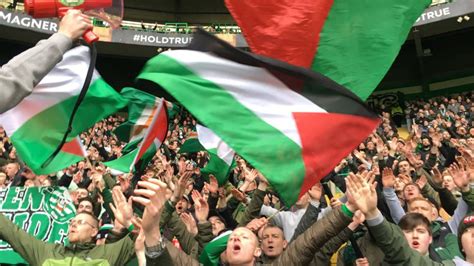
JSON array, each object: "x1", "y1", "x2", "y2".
[
  {"x1": 225, "y1": 0, "x2": 431, "y2": 100},
  {"x1": 137, "y1": 30, "x2": 380, "y2": 205}
]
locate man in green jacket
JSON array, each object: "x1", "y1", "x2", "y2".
[{"x1": 0, "y1": 178, "x2": 167, "y2": 265}]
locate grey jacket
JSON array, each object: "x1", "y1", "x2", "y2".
[{"x1": 0, "y1": 33, "x2": 72, "y2": 114}]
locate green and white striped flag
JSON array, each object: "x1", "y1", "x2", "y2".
[
  {"x1": 0, "y1": 46, "x2": 127, "y2": 174},
  {"x1": 197, "y1": 125, "x2": 235, "y2": 185}
]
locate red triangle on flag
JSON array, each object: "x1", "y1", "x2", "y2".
[
  {"x1": 293, "y1": 112, "x2": 380, "y2": 198},
  {"x1": 61, "y1": 137, "x2": 86, "y2": 157}
]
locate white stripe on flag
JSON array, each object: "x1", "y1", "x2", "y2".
[
  {"x1": 0, "y1": 46, "x2": 99, "y2": 135},
  {"x1": 196, "y1": 125, "x2": 234, "y2": 166},
  {"x1": 162, "y1": 50, "x2": 327, "y2": 147}
]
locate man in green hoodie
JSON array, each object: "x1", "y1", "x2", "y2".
[{"x1": 0, "y1": 178, "x2": 169, "y2": 265}]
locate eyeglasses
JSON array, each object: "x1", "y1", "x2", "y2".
[{"x1": 70, "y1": 219, "x2": 97, "y2": 228}]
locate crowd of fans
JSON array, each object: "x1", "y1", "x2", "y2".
[{"x1": 0, "y1": 90, "x2": 473, "y2": 265}]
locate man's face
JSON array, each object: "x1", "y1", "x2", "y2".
[
  {"x1": 261, "y1": 227, "x2": 287, "y2": 258},
  {"x1": 77, "y1": 200, "x2": 93, "y2": 214},
  {"x1": 5, "y1": 163, "x2": 18, "y2": 177},
  {"x1": 175, "y1": 198, "x2": 189, "y2": 214},
  {"x1": 209, "y1": 216, "x2": 226, "y2": 236},
  {"x1": 461, "y1": 227, "x2": 474, "y2": 260},
  {"x1": 402, "y1": 225, "x2": 432, "y2": 256},
  {"x1": 398, "y1": 161, "x2": 410, "y2": 175},
  {"x1": 68, "y1": 213, "x2": 98, "y2": 244},
  {"x1": 408, "y1": 200, "x2": 435, "y2": 222},
  {"x1": 76, "y1": 189, "x2": 89, "y2": 200},
  {"x1": 403, "y1": 184, "x2": 420, "y2": 201},
  {"x1": 442, "y1": 175, "x2": 455, "y2": 191},
  {"x1": 442, "y1": 131, "x2": 451, "y2": 141},
  {"x1": 225, "y1": 227, "x2": 261, "y2": 265}
]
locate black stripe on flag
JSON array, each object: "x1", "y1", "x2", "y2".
[{"x1": 187, "y1": 29, "x2": 378, "y2": 119}]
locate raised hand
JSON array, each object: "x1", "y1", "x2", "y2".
[
  {"x1": 230, "y1": 188, "x2": 248, "y2": 204},
  {"x1": 133, "y1": 179, "x2": 168, "y2": 246},
  {"x1": 382, "y1": 168, "x2": 396, "y2": 188},
  {"x1": 191, "y1": 190, "x2": 209, "y2": 223},
  {"x1": 171, "y1": 171, "x2": 192, "y2": 203},
  {"x1": 180, "y1": 212, "x2": 198, "y2": 236},
  {"x1": 346, "y1": 173, "x2": 378, "y2": 219},
  {"x1": 348, "y1": 210, "x2": 366, "y2": 231},
  {"x1": 244, "y1": 169, "x2": 258, "y2": 183},
  {"x1": 448, "y1": 163, "x2": 470, "y2": 192},
  {"x1": 110, "y1": 186, "x2": 134, "y2": 228},
  {"x1": 204, "y1": 174, "x2": 219, "y2": 195},
  {"x1": 431, "y1": 167, "x2": 443, "y2": 186},
  {"x1": 416, "y1": 174, "x2": 428, "y2": 189},
  {"x1": 245, "y1": 217, "x2": 268, "y2": 233}
]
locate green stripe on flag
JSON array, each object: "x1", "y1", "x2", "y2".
[
  {"x1": 104, "y1": 139, "x2": 157, "y2": 173},
  {"x1": 138, "y1": 54, "x2": 305, "y2": 205},
  {"x1": 201, "y1": 151, "x2": 232, "y2": 186},
  {"x1": 179, "y1": 138, "x2": 205, "y2": 154},
  {"x1": 312, "y1": 0, "x2": 430, "y2": 100},
  {"x1": 11, "y1": 78, "x2": 126, "y2": 174}
]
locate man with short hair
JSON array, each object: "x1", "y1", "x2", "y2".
[
  {"x1": 0, "y1": 178, "x2": 164, "y2": 265},
  {"x1": 398, "y1": 213, "x2": 433, "y2": 256},
  {"x1": 260, "y1": 225, "x2": 287, "y2": 263}
]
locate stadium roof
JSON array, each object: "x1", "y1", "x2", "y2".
[{"x1": 124, "y1": 0, "x2": 234, "y2": 24}]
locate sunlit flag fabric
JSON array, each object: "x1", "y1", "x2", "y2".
[
  {"x1": 224, "y1": 0, "x2": 431, "y2": 100},
  {"x1": 137, "y1": 30, "x2": 380, "y2": 205},
  {"x1": 196, "y1": 125, "x2": 235, "y2": 185},
  {"x1": 0, "y1": 46, "x2": 127, "y2": 174}
]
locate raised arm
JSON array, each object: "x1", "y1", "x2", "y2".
[{"x1": 0, "y1": 10, "x2": 92, "y2": 114}]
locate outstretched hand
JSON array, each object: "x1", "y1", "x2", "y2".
[
  {"x1": 346, "y1": 172, "x2": 378, "y2": 219},
  {"x1": 133, "y1": 179, "x2": 168, "y2": 246},
  {"x1": 110, "y1": 186, "x2": 133, "y2": 228}
]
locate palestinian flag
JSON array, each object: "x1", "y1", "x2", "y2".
[
  {"x1": 225, "y1": 0, "x2": 431, "y2": 100},
  {"x1": 105, "y1": 98, "x2": 168, "y2": 173},
  {"x1": 137, "y1": 30, "x2": 380, "y2": 205},
  {"x1": 199, "y1": 230, "x2": 232, "y2": 266},
  {"x1": 0, "y1": 46, "x2": 126, "y2": 174}
]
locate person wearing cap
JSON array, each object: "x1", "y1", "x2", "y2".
[
  {"x1": 0, "y1": 10, "x2": 92, "y2": 114},
  {"x1": 458, "y1": 214, "x2": 474, "y2": 264}
]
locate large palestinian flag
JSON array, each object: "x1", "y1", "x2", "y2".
[
  {"x1": 0, "y1": 46, "x2": 126, "y2": 174},
  {"x1": 225, "y1": 0, "x2": 431, "y2": 100},
  {"x1": 137, "y1": 30, "x2": 380, "y2": 205}
]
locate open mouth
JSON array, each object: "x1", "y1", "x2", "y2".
[
  {"x1": 232, "y1": 243, "x2": 241, "y2": 253},
  {"x1": 412, "y1": 240, "x2": 420, "y2": 249}
]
